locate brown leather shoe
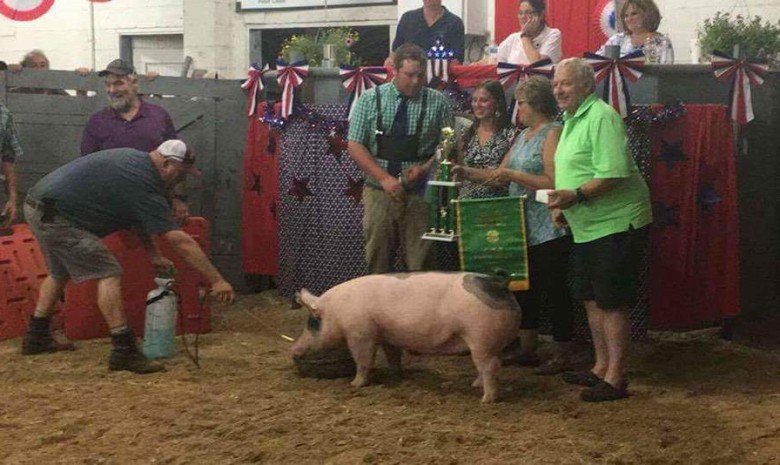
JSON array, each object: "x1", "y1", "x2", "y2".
[{"x1": 21, "y1": 332, "x2": 77, "y2": 355}]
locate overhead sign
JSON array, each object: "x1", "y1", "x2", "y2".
[
  {"x1": 0, "y1": 0, "x2": 54, "y2": 21},
  {"x1": 239, "y1": 0, "x2": 394, "y2": 11}
]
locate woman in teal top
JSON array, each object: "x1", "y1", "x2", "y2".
[{"x1": 455, "y1": 76, "x2": 574, "y2": 375}]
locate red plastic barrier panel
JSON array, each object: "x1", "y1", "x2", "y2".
[
  {"x1": 63, "y1": 218, "x2": 211, "y2": 340},
  {"x1": 0, "y1": 224, "x2": 62, "y2": 340}
]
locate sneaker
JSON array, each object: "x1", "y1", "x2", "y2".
[
  {"x1": 534, "y1": 358, "x2": 572, "y2": 376},
  {"x1": 561, "y1": 370, "x2": 601, "y2": 387},
  {"x1": 21, "y1": 331, "x2": 77, "y2": 355},
  {"x1": 109, "y1": 351, "x2": 166, "y2": 374},
  {"x1": 581, "y1": 380, "x2": 629, "y2": 402}
]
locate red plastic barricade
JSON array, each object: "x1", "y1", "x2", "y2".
[
  {"x1": 62, "y1": 218, "x2": 211, "y2": 340},
  {"x1": 0, "y1": 224, "x2": 62, "y2": 340}
]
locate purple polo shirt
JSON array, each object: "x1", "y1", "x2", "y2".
[{"x1": 80, "y1": 99, "x2": 177, "y2": 156}]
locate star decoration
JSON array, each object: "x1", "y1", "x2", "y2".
[
  {"x1": 288, "y1": 177, "x2": 313, "y2": 203},
  {"x1": 658, "y1": 139, "x2": 687, "y2": 167},
  {"x1": 697, "y1": 184, "x2": 722, "y2": 211},
  {"x1": 327, "y1": 130, "x2": 349, "y2": 162},
  {"x1": 654, "y1": 201, "x2": 679, "y2": 229},
  {"x1": 250, "y1": 173, "x2": 261, "y2": 192},
  {"x1": 343, "y1": 176, "x2": 364, "y2": 205}
]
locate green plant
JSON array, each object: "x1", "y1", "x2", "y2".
[
  {"x1": 280, "y1": 28, "x2": 360, "y2": 66},
  {"x1": 698, "y1": 12, "x2": 780, "y2": 60}
]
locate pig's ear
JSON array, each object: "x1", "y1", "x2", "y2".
[{"x1": 298, "y1": 288, "x2": 321, "y2": 317}]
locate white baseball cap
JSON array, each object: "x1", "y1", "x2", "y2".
[{"x1": 157, "y1": 140, "x2": 201, "y2": 176}]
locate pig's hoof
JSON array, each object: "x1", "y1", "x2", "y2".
[
  {"x1": 472, "y1": 377, "x2": 483, "y2": 388},
  {"x1": 350, "y1": 377, "x2": 368, "y2": 388},
  {"x1": 481, "y1": 394, "x2": 497, "y2": 403}
]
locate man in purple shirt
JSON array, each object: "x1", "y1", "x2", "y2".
[{"x1": 81, "y1": 59, "x2": 188, "y2": 222}]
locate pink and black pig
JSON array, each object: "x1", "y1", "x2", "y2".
[{"x1": 290, "y1": 272, "x2": 521, "y2": 403}]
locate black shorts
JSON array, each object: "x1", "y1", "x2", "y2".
[{"x1": 570, "y1": 225, "x2": 649, "y2": 309}]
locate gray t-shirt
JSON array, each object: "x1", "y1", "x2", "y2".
[{"x1": 28, "y1": 148, "x2": 179, "y2": 237}]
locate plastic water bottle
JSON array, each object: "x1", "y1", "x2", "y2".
[
  {"x1": 487, "y1": 41, "x2": 499, "y2": 64},
  {"x1": 142, "y1": 277, "x2": 177, "y2": 359}
]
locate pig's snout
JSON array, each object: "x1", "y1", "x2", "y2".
[{"x1": 290, "y1": 340, "x2": 307, "y2": 358}]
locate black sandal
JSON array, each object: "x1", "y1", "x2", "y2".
[
  {"x1": 561, "y1": 370, "x2": 601, "y2": 387},
  {"x1": 581, "y1": 380, "x2": 629, "y2": 402}
]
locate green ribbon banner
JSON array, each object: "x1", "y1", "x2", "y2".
[{"x1": 456, "y1": 196, "x2": 529, "y2": 291}]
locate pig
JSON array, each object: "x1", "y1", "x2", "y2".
[{"x1": 290, "y1": 272, "x2": 521, "y2": 403}]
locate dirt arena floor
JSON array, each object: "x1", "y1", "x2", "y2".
[{"x1": 1, "y1": 291, "x2": 779, "y2": 464}]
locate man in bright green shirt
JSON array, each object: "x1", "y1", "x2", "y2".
[
  {"x1": 348, "y1": 43, "x2": 453, "y2": 273},
  {"x1": 549, "y1": 58, "x2": 652, "y2": 403}
]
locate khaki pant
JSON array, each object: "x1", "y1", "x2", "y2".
[{"x1": 362, "y1": 187, "x2": 435, "y2": 274}]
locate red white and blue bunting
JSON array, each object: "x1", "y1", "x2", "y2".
[
  {"x1": 241, "y1": 64, "x2": 271, "y2": 116},
  {"x1": 584, "y1": 50, "x2": 645, "y2": 118},
  {"x1": 496, "y1": 58, "x2": 554, "y2": 123},
  {"x1": 339, "y1": 65, "x2": 389, "y2": 119},
  {"x1": 276, "y1": 60, "x2": 310, "y2": 120},
  {"x1": 426, "y1": 39, "x2": 456, "y2": 83},
  {"x1": 710, "y1": 50, "x2": 769, "y2": 126}
]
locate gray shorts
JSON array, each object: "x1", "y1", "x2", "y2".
[{"x1": 24, "y1": 200, "x2": 123, "y2": 283}]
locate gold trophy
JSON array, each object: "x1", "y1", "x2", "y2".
[{"x1": 423, "y1": 127, "x2": 459, "y2": 242}]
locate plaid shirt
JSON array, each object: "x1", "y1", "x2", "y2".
[
  {"x1": 348, "y1": 83, "x2": 453, "y2": 187},
  {"x1": 1, "y1": 104, "x2": 23, "y2": 163}
]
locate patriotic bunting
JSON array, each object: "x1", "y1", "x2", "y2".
[
  {"x1": 496, "y1": 58, "x2": 554, "y2": 123},
  {"x1": 584, "y1": 50, "x2": 645, "y2": 118},
  {"x1": 241, "y1": 64, "x2": 271, "y2": 116},
  {"x1": 276, "y1": 60, "x2": 309, "y2": 119},
  {"x1": 339, "y1": 65, "x2": 389, "y2": 119},
  {"x1": 710, "y1": 50, "x2": 769, "y2": 126},
  {"x1": 426, "y1": 39, "x2": 456, "y2": 83}
]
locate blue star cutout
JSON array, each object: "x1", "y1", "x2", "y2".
[
  {"x1": 658, "y1": 140, "x2": 686, "y2": 167},
  {"x1": 654, "y1": 201, "x2": 680, "y2": 229},
  {"x1": 697, "y1": 184, "x2": 722, "y2": 211}
]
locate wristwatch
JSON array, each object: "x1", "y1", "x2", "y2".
[{"x1": 575, "y1": 187, "x2": 588, "y2": 203}]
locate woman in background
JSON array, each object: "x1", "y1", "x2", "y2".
[
  {"x1": 597, "y1": 0, "x2": 674, "y2": 63},
  {"x1": 496, "y1": 0, "x2": 562, "y2": 65}
]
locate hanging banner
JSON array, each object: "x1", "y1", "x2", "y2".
[{"x1": 0, "y1": 0, "x2": 54, "y2": 21}]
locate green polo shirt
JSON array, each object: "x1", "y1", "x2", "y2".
[
  {"x1": 554, "y1": 94, "x2": 652, "y2": 243},
  {"x1": 347, "y1": 82, "x2": 453, "y2": 188}
]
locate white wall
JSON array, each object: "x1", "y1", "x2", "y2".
[
  {"x1": 655, "y1": 0, "x2": 780, "y2": 63},
  {"x1": 0, "y1": 0, "x2": 183, "y2": 72}
]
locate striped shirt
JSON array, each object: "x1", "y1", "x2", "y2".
[
  {"x1": 0, "y1": 104, "x2": 23, "y2": 162},
  {"x1": 348, "y1": 83, "x2": 453, "y2": 187}
]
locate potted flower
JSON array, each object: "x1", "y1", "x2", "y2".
[
  {"x1": 280, "y1": 28, "x2": 360, "y2": 66},
  {"x1": 698, "y1": 12, "x2": 780, "y2": 66}
]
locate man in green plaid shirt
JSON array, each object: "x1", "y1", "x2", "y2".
[
  {"x1": 348, "y1": 43, "x2": 454, "y2": 274},
  {"x1": 1, "y1": 103, "x2": 23, "y2": 227}
]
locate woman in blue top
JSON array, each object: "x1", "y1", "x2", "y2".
[{"x1": 455, "y1": 76, "x2": 574, "y2": 375}]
